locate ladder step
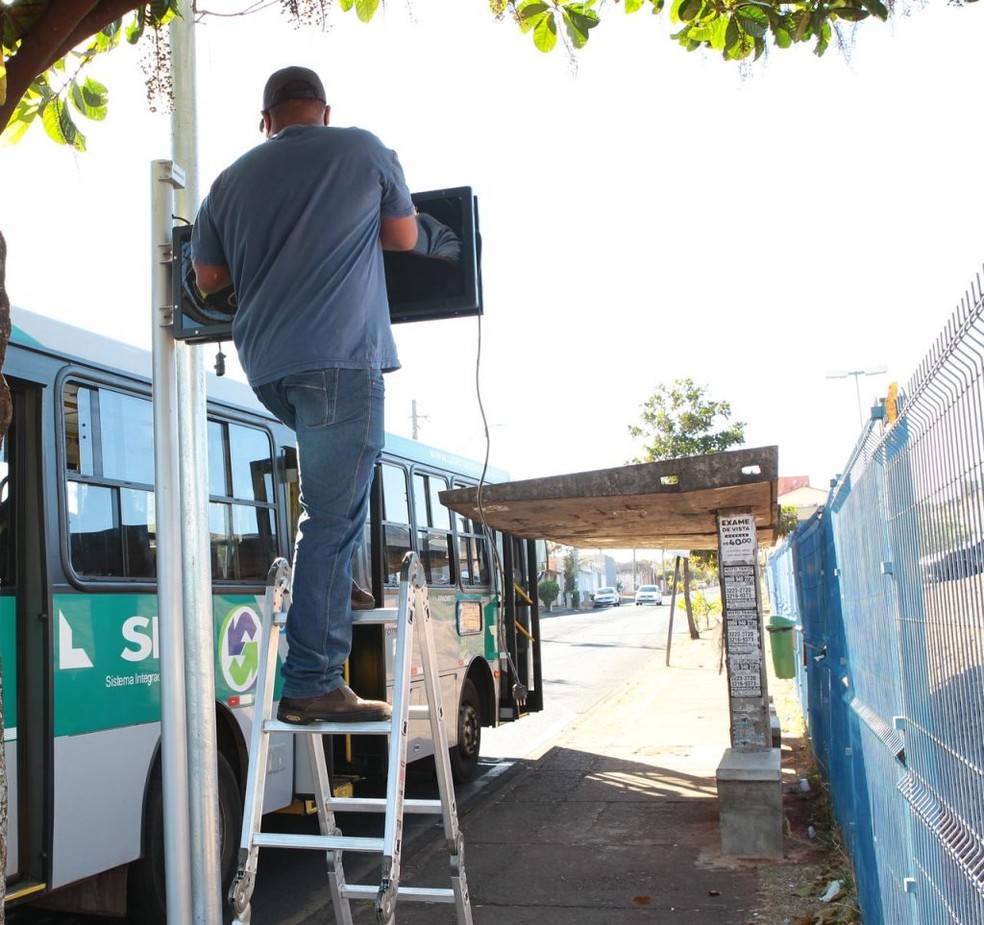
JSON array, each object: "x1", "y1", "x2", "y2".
[
  {"x1": 351, "y1": 608, "x2": 399, "y2": 625},
  {"x1": 341, "y1": 884, "x2": 457, "y2": 903},
  {"x1": 328, "y1": 797, "x2": 443, "y2": 814},
  {"x1": 265, "y1": 704, "x2": 431, "y2": 736},
  {"x1": 274, "y1": 608, "x2": 399, "y2": 628},
  {"x1": 264, "y1": 718, "x2": 391, "y2": 735},
  {"x1": 252, "y1": 832, "x2": 385, "y2": 853}
]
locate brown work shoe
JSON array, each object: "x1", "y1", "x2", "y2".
[
  {"x1": 351, "y1": 580, "x2": 375, "y2": 611},
  {"x1": 277, "y1": 686, "x2": 392, "y2": 724}
]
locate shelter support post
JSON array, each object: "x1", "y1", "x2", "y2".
[{"x1": 714, "y1": 508, "x2": 782, "y2": 858}]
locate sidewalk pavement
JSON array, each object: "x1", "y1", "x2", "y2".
[{"x1": 351, "y1": 628, "x2": 769, "y2": 924}]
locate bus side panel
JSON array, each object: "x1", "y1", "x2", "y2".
[
  {"x1": 51, "y1": 724, "x2": 158, "y2": 888},
  {"x1": 53, "y1": 593, "x2": 162, "y2": 736},
  {"x1": 0, "y1": 596, "x2": 17, "y2": 877}
]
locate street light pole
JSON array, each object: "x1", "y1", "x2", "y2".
[{"x1": 825, "y1": 366, "x2": 888, "y2": 426}]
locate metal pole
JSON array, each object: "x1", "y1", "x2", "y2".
[
  {"x1": 852, "y1": 373, "x2": 863, "y2": 426},
  {"x1": 170, "y1": 5, "x2": 223, "y2": 923},
  {"x1": 151, "y1": 159, "x2": 194, "y2": 925},
  {"x1": 665, "y1": 555, "x2": 681, "y2": 667}
]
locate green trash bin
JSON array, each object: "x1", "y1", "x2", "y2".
[{"x1": 766, "y1": 615, "x2": 797, "y2": 679}]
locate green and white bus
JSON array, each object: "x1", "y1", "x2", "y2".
[{"x1": 1, "y1": 307, "x2": 542, "y2": 922}]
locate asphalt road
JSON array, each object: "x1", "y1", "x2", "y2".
[{"x1": 8, "y1": 601, "x2": 679, "y2": 925}]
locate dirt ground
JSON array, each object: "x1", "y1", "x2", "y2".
[{"x1": 745, "y1": 676, "x2": 862, "y2": 925}]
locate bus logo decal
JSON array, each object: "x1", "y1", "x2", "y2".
[
  {"x1": 58, "y1": 610, "x2": 93, "y2": 669},
  {"x1": 220, "y1": 606, "x2": 260, "y2": 693}
]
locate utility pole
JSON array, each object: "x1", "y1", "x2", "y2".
[
  {"x1": 156, "y1": 4, "x2": 223, "y2": 922},
  {"x1": 826, "y1": 366, "x2": 887, "y2": 426},
  {"x1": 410, "y1": 399, "x2": 429, "y2": 440}
]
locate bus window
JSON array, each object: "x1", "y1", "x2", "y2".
[
  {"x1": 0, "y1": 433, "x2": 12, "y2": 588},
  {"x1": 413, "y1": 472, "x2": 452, "y2": 586},
  {"x1": 452, "y1": 482, "x2": 490, "y2": 588},
  {"x1": 207, "y1": 420, "x2": 277, "y2": 581},
  {"x1": 63, "y1": 383, "x2": 155, "y2": 580},
  {"x1": 380, "y1": 462, "x2": 411, "y2": 585}
]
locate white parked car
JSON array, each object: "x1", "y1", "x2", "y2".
[
  {"x1": 592, "y1": 586, "x2": 621, "y2": 608},
  {"x1": 634, "y1": 584, "x2": 663, "y2": 606}
]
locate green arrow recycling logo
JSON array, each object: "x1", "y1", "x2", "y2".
[{"x1": 219, "y1": 606, "x2": 261, "y2": 693}]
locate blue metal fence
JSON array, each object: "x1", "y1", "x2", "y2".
[{"x1": 767, "y1": 269, "x2": 984, "y2": 924}]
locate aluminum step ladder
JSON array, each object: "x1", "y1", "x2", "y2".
[{"x1": 229, "y1": 552, "x2": 473, "y2": 925}]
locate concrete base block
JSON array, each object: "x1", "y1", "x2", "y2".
[
  {"x1": 769, "y1": 706, "x2": 782, "y2": 748},
  {"x1": 716, "y1": 747, "x2": 783, "y2": 858}
]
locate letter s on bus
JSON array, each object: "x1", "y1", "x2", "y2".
[{"x1": 121, "y1": 616, "x2": 159, "y2": 662}]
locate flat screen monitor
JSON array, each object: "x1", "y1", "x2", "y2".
[{"x1": 385, "y1": 186, "x2": 483, "y2": 324}]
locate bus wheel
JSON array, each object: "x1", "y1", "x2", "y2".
[
  {"x1": 126, "y1": 751, "x2": 243, "y2": 925},
  {"x1": 450, "y1": 678, "x2": 482, "y2": 784}
]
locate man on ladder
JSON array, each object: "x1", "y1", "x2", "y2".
[
  {"x1": 191, "y1": 66, "x2": 474, "y2": 925},
  {"x1": 191, "y1": 65, "x2": 418, "y2": 723}
]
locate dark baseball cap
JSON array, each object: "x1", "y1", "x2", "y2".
[{"x1": 262, "y1": 66, "x2": 326, "y2": 110}]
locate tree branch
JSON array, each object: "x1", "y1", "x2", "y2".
[{"x1": 1, "y1": 1, "x2": 142, "y2": 132}]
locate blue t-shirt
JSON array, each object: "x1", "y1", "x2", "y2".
[{"x1": 192, "y1": 125, "x2": 415, "y2": 386}]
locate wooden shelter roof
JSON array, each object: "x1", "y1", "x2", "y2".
[{"x1": 439, "y1": 446, "x2": 780, "y2": 549}]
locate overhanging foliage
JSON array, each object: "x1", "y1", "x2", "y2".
[{"x1": 2, "y1": 0, "x2": 972, "y2": 149}]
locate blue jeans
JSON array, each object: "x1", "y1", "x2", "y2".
[{"x1": 255, "y1": 368, "x2": 385, "y2": 699}]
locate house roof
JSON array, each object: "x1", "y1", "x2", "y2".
[
  {"x1": 439, "y1": 445, "x2": 779, "y2": 550},
  {"x1": 777, "y1": 475, "x2": 810, "y2": 495}
]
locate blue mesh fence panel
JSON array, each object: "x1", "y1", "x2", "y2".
[{"x1": 767, "y1": 266, "x2": 984, "y2": 924}]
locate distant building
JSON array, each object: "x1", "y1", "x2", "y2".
[{"x1": 778, "y1": 475, "x2": 828, "y2": 522}]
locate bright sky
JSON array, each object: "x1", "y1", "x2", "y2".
[{"x1": 3, "y1": 0, "x2": 984, "y2": 491}]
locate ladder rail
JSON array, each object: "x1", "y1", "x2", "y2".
[
  {"x1": 229, "y1": 558, "x2": 290, "y2": 920},
  {"x1": 377, "y1": 553, "x2": 422, "y2": 900}
]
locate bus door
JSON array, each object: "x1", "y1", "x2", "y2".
[
  {"x1": 2, "y1": 379, "x2": 49, "y2": 897},
  {"x1": 501, "y1": 536, "x2": 543, "y2": 718}
]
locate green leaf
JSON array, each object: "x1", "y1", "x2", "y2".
[
  {"x1": 149, "y1": 0, "x2": 175, "y2": 22},
  {"x1": 625, "y1": 0, "x2": 645, "y2": 11},
  {"x1": 1, "y1": 117, "x2": 32, "y2": 146},
  {"x1": 563, "y1": 3, "x2": 600, "y2": 46},
  {"x1": 517, "y1": 1, "x2": 551, "y2": 32},
  {"x1": 814, "y1": 18, "x2": 831, "y2": 55},
  {"x1": 774, "y1": 24, "x2": 792, "y2": 47},
  {"x1": 736, "y1": 5, "x2": 769, "y2": 38},
  {"x1": 679, "y1": 0, "x2": 703, "y2": 22},
  {"x1": 650, "y1": 0, "x2": 665, "y2": 13},
  {"x1": 670, "y1": 0, "x2": 685, "y2": 21},
  {"x1": 126, "y1": 15, "x2": 145, "y2": 44},
  {"x1": 41, "y1": 98, "x2": 85, "y2": 151},
  {"x1": 724, "y1": 13, "x2": 742, "y2": 52},
  {"x1": 354, "y1": 0, "x2": 379, "y2": 22},
  {"x1": 69, "y1": 77, "x2": 108, "y2": 121},
  {"x1": 534, "y1": 11, "x2": 558, "y2": 50},
  {"x1": 98, "y1": 19, "x2": 122, "y2": 48},
  {"x1": 565, "y1": 2, "x2": 600, "y2": 31},
  {"x1": 789, "y1": 9, "x2": 811, "y2": 40},
  {"x1": 860, "y1": 0, "x2": 889, "y2": 18},
  {"x1": 832, "y1": 6, "x2": 869, "y2": 20},
  {"x1": 687, "y1": 12, "x2": 727, "y2": 45}
]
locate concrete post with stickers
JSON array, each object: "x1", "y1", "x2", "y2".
[{"x1": 714, "y1": 508, "x2": 783, "y2": 858}]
